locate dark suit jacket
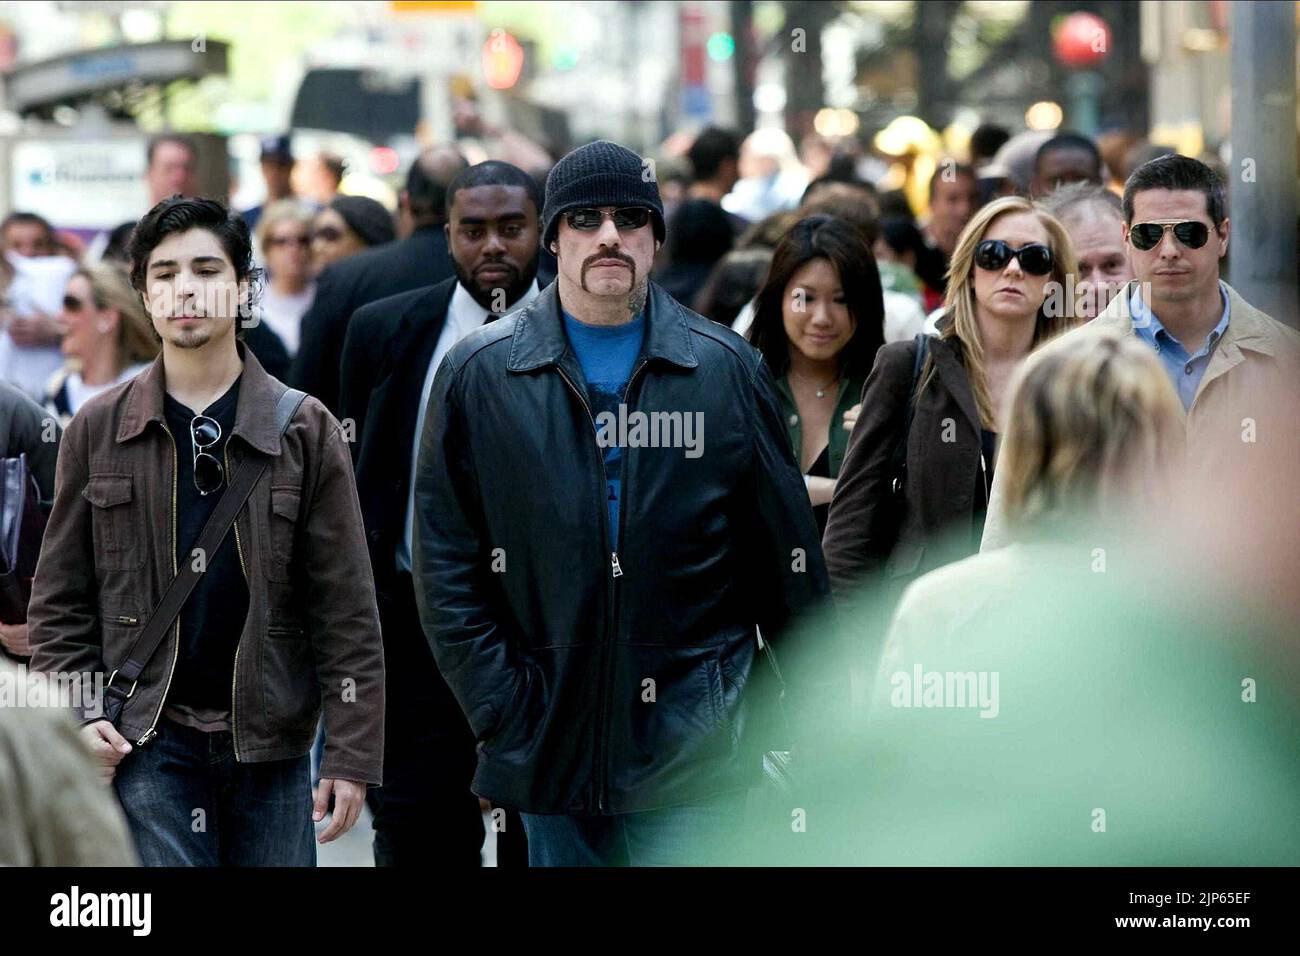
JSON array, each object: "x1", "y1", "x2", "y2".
[
  {"x1": 822, "y1": 326, "x2": 986, "y2": 601},
  {"x1": 1, "y1": 382, "x2": 60, "y2": 510},
  {"x1": 243, "y1": 320, "x2": 290, "y2": 383},
  {"x1": 338, "y1": 277, "x2": 458, "y2": 598},
  {"x1": 292, "y1": 225, "x2": 454, "y2": 415}
]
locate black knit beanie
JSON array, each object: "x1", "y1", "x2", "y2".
[
  {"x1": 541, "y1": 140, "x2": 665, "y2": 249},
  {"x1": 329, "y1": 195, "x2": 396, "y2": 248}
]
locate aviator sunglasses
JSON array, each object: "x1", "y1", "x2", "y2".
[
  {"x1": 565, "y1": 207, "x2": 652, "y2": 231},
  {"x1": 191, "y1": 415, "x2": 225, "y2": 496},
  {"x1": 974, "y1": 239, "x2": 1055, "y2": 276},
  {"x1": 1128, "y1": 220, "x2": 1210, "y2": 252}
]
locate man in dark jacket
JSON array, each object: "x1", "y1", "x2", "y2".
[
  {"x1": 27, "y1": 197, "x2": 384, "y2": 866},
  {"x1": 290, "y1": 146, "x2": 468, "y2": 414},
  {"x1": 0, "y1": 382, "x2": 61, "y2": 661},
  {"x1": 339, "y1": 161, "x2": 542, "y2": 866},
  {"x1": 412, "y1": 141, "x2": 828, "y2": 866}
]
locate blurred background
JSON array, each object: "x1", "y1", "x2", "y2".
[
  {"x1": 0, "y1": 0, "x2": 1296, "y2": 868},
  {"x1": 0, "y1": 1, "x2": 1292, "y2": 240}
]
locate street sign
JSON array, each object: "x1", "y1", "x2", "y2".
[{"x1": 6, "y1": 137, "x2": 147, "y2": 230}]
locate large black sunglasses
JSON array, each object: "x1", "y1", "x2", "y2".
[
  {"x1": 974, "y1": 239, "x2": 1055, "y2": 276},
  {"x1": 1128, "y1": 220, "x2": 1210, "y2": 252},
  {"x1": 191, "y1": 415, "x2": 224, "y2": 496},
  {"x1": 565, "y1": 207, "x2": 651, "y2": 231}
]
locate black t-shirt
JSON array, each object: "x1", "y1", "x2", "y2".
[{"x1": 161, "y1": 376, "x2": 250, "y2": 713}]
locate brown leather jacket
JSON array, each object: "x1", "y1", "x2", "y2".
[{"x1": 27, "y1": 347, "x2": 384, "y2": 784}]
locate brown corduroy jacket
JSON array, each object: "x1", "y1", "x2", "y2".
[{"x1": 26, "y1": 346, "x2": 384, "y2": 785}]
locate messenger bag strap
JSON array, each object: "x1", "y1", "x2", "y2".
[
  {"x1": 103, "y1": 387, "x2": 307, "y2": 724},
  {"x1": 887, "y1": 332, "x2": 930, "y2": 495}
]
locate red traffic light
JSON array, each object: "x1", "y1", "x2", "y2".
[
  {"x1": 483, "y1": 29, "x2": 525, "y2": 90},
  {"x1": 1053, "y1": 12, "x2": 1111, "y2": 69}
]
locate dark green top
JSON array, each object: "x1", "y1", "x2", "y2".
[{"x1": 774, "y1": 373, "x2": 867, "y2": 480}]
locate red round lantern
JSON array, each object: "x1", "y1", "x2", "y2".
[{"x1": 1053, "y1": 12, "x2": 1111, "y2": 69}]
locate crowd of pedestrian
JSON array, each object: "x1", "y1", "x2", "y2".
[{"x1": 2, "y1": 114, "x2": 1297, "y2": 868}]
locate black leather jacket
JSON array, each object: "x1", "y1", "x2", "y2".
[{"x1": 412, "y1": 280, "x2": 829, "y2": 814}]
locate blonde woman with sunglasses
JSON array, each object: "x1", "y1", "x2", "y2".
[
  {"x1": 824, "y1": 196, "x2": 1076, "y2": 609},
  {"x1": 45, "y1": 262, "x2": 159, "y2": 425}
]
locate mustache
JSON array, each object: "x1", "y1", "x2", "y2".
[
  {"x1": 581, "y1": 250, "x2": 636, "y2": 275},
  {"x1": 474, "y1": 258, "x2": 519, "y2": 275}
]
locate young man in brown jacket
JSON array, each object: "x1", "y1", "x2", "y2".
[{"x1": 27, "y1": 197, "x2": 384, "y2": 866}]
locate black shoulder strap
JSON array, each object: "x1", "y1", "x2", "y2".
[
  {"x1": 103, "y1": 387, "x2": 307, "y2": 725},
  {"x1": 888, "y1": 333, "x2": 930, "y2": 494}
]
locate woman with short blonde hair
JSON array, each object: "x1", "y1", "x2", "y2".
[
  {"x1": 876, "y1": 330, "x2": 1185, "y2": 706},
  {"x1": 46, "y1": 261, "x2": 159, "y2": 422},
  {"x1": 998, "y1": 330, "x2": 1184, "y2": 537},
  {"x1": 254, "y1": 199, "x2": 316, "y2": 358}
]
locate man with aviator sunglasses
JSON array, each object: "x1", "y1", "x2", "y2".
[
  {"x1": 981, "y1": 154, "x2": 1300, "y2": 552},
  {"x1": 1111, "y1": 154, "x2": 1298, "y2": 413}
]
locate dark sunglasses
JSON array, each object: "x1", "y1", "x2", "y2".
[
  {"x1": 974, "y1": 239, "x2": 1055, "y2": 276},
  {"x1": 1128, "y1": 220, "x2": 1210, "y2": 252},
  {"x1": 311, "y1": 226, "x2": 344, "y2": 243},
  {"x1": 191, "y1": 415, "x2": 224, "y2": 496},
  {"x1": 565, "y1": 207, "x2": 651, "y2": 231}
]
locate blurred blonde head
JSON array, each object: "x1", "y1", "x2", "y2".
[
  {"x1": 929, "y1": 196, "x2": 1077, "y2": 426},
  {"x1": 1000, "y1": 330, "x2": 1184, "y2": 537},
  {"x1": 254, "y1": 199, "x2": 315, "y2": 253},
  {"x1": 71, "y1": 261, "x2": 159, "y2": 370}
]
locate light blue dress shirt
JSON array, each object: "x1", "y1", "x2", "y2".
[{"x1": 1129, "y1": 281, "x2": 1231, "y2": 411}]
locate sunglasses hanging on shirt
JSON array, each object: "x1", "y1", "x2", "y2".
[{"x1": 191, "y1": 415, "x2": 225, "y2": 496}]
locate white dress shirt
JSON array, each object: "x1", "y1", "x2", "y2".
[
  {"x1": 258, "y1": 281, "x2": 316, "y2": 356},
  {"x1": 396, "y1": 279, "x2": 541, "y2": 572}
]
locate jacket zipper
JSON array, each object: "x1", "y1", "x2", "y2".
[
  {"x1": 603, "y1": 358, "x2": 647, "y2": 810},
  {"x1": 554, "y1": 365, "x2": 613, "y2": 810},
  {"x1": 556, "y1": 357, "x2": 649, "y2": 812},
  {"x1": 226, "y1": 443, "x2": 249, "y2": 760},
  {"x1": 136, "y1": 424, "x2": 181, "y2": 748},
  {"x1": 553, "y1": 361, "x2": 650, "y2": 816}
]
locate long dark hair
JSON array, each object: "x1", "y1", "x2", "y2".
[{"x1": 747, "y1": 214, "x2": 885, "y2": 380}]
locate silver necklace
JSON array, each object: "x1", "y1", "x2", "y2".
[
  {"x1": 795, "y1": 371, "x2": 839, "y2": 398},
  {"x1": 815, "y1": 379, "x2": 837, "y2": 399}
]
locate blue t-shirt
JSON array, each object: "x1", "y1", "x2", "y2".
[{"x1": 562, "y1": 310, "x2": 646, "y2": 547}]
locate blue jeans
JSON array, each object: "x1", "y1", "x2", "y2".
[
  {"x1": 520, "y1": 789, "x2": 748, "y2": 866},
  {"x1": 113, "y1": 717, "x2": 316, "y2": 866}
]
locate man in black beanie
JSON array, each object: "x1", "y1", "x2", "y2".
[{"x1": 411, "y1": 140, "x2": 829, "y2": 865}]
